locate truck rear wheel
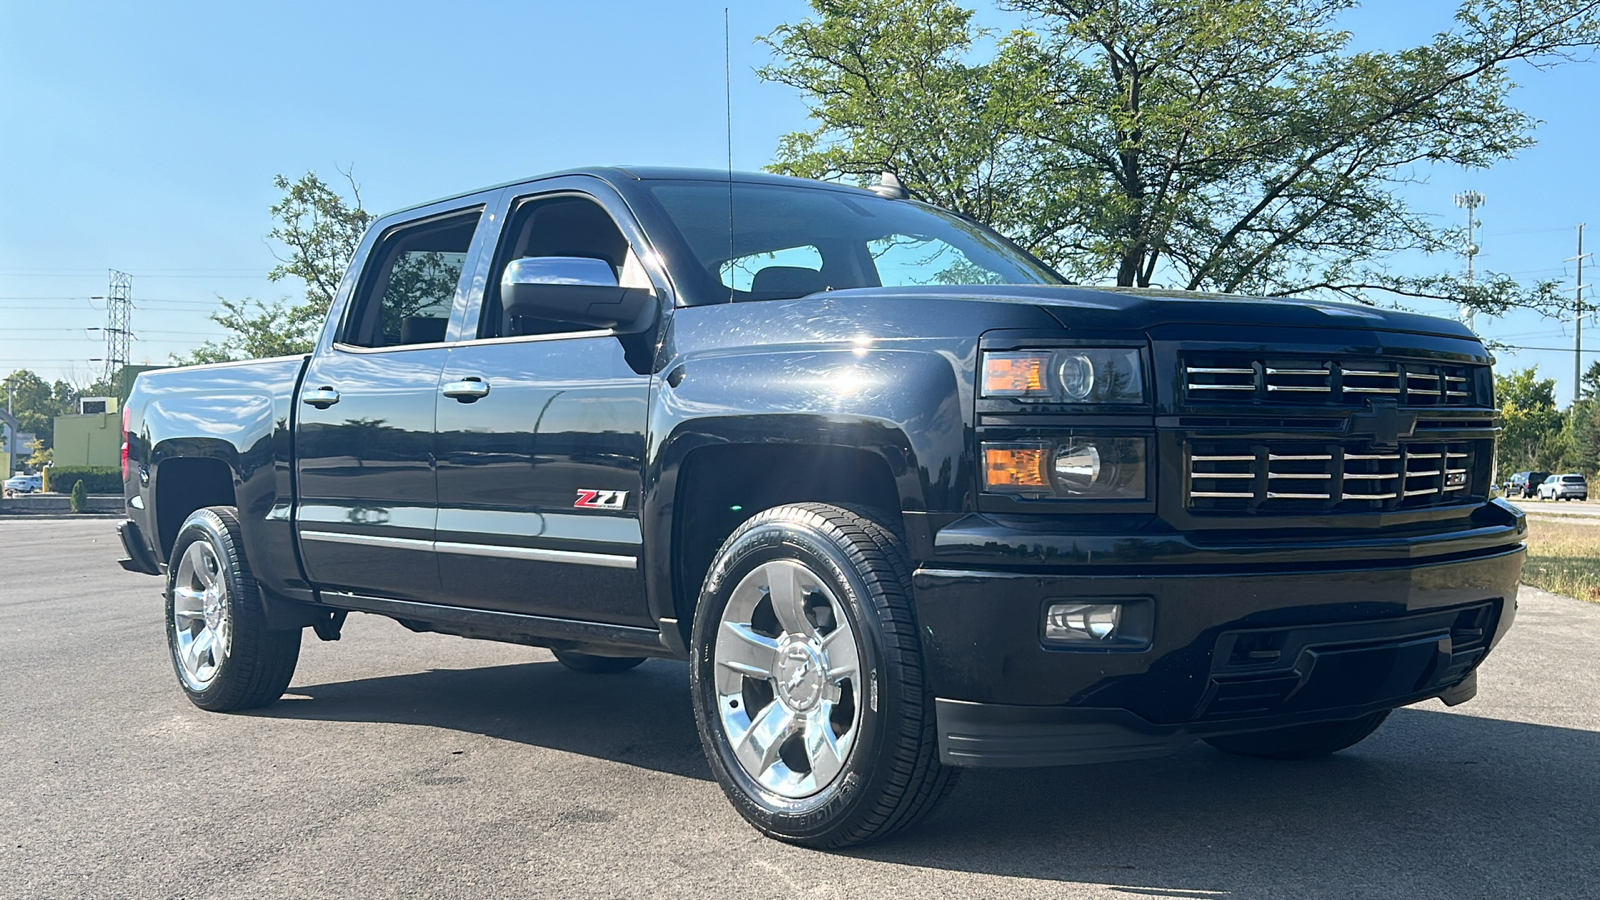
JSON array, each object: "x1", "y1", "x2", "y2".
[
  {"x1": 1204, "y1": 710, "x2": 1390, "y2": 760},
  {"x1": 689, "y1": 503, "x2": 955, "y2": 848},
  {"x1": 165, "y1": 506, "x2": 301, "y2": 712},
  {"x1": 551, "y1": 648, "x2": 645, "y2": 674}
]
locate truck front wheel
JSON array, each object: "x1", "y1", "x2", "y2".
[
  {"x1": 689, "y1": 503, "x2": 955, "y2": 848},
  {"x1": 165, "y1": 507, "x2": 301, "y2": 712},
  {"x1": 1204, "y1": 710, "x2": 1391, "y2": 760}
]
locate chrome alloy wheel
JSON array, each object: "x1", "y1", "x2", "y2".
[
  {"x1": 713, "y1": 559, "x2": 863, "y2": 799},
  {"x1": 171, "y1": 540, "x2": 232, "y2": 691}
]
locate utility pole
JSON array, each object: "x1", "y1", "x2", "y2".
[
  {"x1": 103, "y1": 270, "x2": 132, "y2": 387},
  {"x1": 1454, "y1": 191, "x2": 1485, "y2": 332},
  {"x1": 1569, "y1": 224, "x2": 1590, "y2": 406}
]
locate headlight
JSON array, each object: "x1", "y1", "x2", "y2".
[
  {"x1": 982, "y1": 348, "x2": 1146, "y2": 404},
  {"x1": 983, "y1": 435, "x2": 1147, "y2": 499}
]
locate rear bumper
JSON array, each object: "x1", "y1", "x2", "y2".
[
  {"x1": 913, "y1": 529, "x2": 1524, "y2": 767},
  {"x1": 117, "y1": 518, "x2": 163, "y2": 575}
]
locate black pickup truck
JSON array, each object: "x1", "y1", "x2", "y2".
[{"x1": 117, "y1": 167, "x2": 1525, "y2": 847}]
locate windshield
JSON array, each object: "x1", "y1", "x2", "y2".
[{"x1": 643, "y1": 180, "x2": 1062, "y2": 304}]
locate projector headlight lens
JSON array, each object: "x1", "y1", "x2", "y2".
[
  {"x1": 981, "y1": 348, "x2": 1145, "y2": 404},
  {"x1": 983, "y1": 436, "x2": 1147, "y2": 500}
]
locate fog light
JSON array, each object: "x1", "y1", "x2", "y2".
[{"x1": 1045, "y1": 602, "x2": 1121, "y2": 642}]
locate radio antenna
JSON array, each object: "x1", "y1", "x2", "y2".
[{"x1": 725, "y1": 6, "x2": 735, "y2": 302}]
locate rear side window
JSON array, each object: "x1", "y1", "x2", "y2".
[{"x1": 342, "y1": 210, "x2": 481, "y2": 348}]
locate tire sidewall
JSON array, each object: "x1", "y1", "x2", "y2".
[
  {"x1": 164, "y1": 508, "x2": 249, "y2": 707},
  {"x1": 690, "y1": 511, "x2": 904, "y2": 841}
]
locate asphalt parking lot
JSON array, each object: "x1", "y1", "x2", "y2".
[{"x1": 2, "y1": 518, "x2": 1597, "y2": 899}]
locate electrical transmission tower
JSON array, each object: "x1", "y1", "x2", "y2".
[
  {"x1": 103, "y1": 270, "x2": 132, "y2": 385},
  {"x1": 1454, "y1": 191, "x2": 1485, "y2": 332}
]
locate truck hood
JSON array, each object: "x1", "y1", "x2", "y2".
[{"x1": 814, "y1": 284, "x2": 1476, "y2": 341}]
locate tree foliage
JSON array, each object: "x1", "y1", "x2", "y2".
[
  {"x1": 762, "y1": 0, "x2": 1599, "y2": 313},
  {"x1": 178, "y1": 170, "x2": 372, "y2": 364},
  {"x1": 1496, "y1": 367, "x2": 1565, "y2": 474},
  {"x1": 1, "y1": 369, "x2": 92, "y2": 449},
  {"x1": 1493, "y1": 363, "x2": 1600, "y2": 479}
]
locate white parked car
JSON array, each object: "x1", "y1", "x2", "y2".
[
  {"x1": 3, "y1": 473, "x2": 43, "y2": 494},
  {"x1": 1536, "y1": 473, "x2": 1588, "y2": 501}
]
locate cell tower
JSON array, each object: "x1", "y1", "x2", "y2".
[
  {"x1": 103, "y1": 270, "x2": 132, "y2": 384},
  {"x1": 1454, "y1": 191, "x2": 1484, "y2": 332}
]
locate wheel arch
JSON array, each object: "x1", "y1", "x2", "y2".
[{"x1": 647, "y1": 424, "x2": 919, "y2": 652}]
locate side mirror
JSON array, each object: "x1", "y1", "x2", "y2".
[{"x1": 501, "y1": 257, "x2": 657, "y2": 333}]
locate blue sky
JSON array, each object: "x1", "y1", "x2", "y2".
[{"x1": 1, "y1": 0, "x2": 1595, "y2": 402}]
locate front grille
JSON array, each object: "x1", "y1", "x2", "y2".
[
  {"x1": 1185, "y1": 356, "x2": 1483, "y2": 407},
  {"x1": 1187, "y1": 438, "x2": 1486, "y2": 512}
]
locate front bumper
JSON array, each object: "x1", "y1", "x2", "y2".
[{"x1": 913, "y1": 533, "x2": 1524, "y2": 767}]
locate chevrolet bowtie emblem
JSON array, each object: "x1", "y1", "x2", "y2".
[{"x1": 1346, "y1": 399, "x2": 1416, "y2": 449}]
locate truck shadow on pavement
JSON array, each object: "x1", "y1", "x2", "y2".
[{"x1": 258, "y1": 660, "x2": 1598, "y2": 897}]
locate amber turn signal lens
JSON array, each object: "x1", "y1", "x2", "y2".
[
  {"x1": 984, "y1": 446, "x2": 1049, "y2": 488},
  {"x1": 983, "y1": 353, "x2": 1048, "y2": 396}
]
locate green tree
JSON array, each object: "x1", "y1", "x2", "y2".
[
  {"x1": 1559, "y1": 359, "x2": 1600, "y2": 475},
  {"x1": 2, "y1": 369, "x2": 70, "y2": 448},
  {"x1": 763, "y1": 0, "x2": 1598, "y2": 313},
  {"x1": 69, "y1": 479, "x2": 87, "y2": 514},
  {"x1": 178, "y1": 170, "x2": 372, "y2": 363},
  {"x1": 1495, "y1": 367, "x2": 1566, "y2": 475}
]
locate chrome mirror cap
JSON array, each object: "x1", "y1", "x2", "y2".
[{"x1": 502, "y1": 256, "x2": 619, "y2": 289}]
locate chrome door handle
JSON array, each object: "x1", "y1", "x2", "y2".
[
  {"x1": 441, "y1": 378, "x2": 490, "y2": 402},
  {"x1": 300, "y1": 387, "x2": 340, "y2": 409}
]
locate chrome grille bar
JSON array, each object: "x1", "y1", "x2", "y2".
[
  {"x1": 1184, "y1": 358, "x2": 1481, "y2": 407},
  {"x1": 1187, "y1": 438, "x2": 1482, "y2": 512}
]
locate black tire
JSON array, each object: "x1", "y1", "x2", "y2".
[
  {"x1": 1204, "y1": 709, "x2": 1391, "y2": 760},
  {"x1": 165, "y1": 506, "x2": 301, "y2": 712},
  {"x1": 689, "y1": 503, "x2": 955, "y2": 848},
  {"x1": 551, "y1": 648, "x2": 646, "y2": 674}
]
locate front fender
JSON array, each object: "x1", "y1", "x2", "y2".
[{"x1": 641, "y1": 346, "x2": 972, "y2": 635}]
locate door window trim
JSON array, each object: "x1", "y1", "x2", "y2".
[
  {"x1": 337, "y1": 205, "x2": 486, "y2": 350},
  {"x1": 454, "y1": 179, "x2": 674, "y2": 344}
]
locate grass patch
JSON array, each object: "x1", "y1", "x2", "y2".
[{"x1": 1521, "y1": 516, "x2": 1600, "y2": 603}]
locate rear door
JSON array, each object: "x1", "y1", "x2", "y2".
[
  {"x1": 431, "y1": 179, "x2": 661, "y2": 625},
  {"x1": 294, "y1": 200, "x2": 490, "y2": 601}
]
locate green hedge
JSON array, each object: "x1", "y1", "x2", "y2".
[{"x1": 44, "y1": 466, "x2": 121, "y2": 495}]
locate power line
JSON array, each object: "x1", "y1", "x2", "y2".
[{"x1": 1500, "y1": 344, "x2": 1600, "y2": 354}]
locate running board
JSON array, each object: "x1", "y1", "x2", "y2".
[{"x1": 319, "y1": 591, "x2": 677, "y2": 658}]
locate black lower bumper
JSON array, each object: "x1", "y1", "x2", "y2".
[
  {"x1": 913, "y1": 540, "x2": 1524, "y2": 767},
  {"x1": 938, "y1": 671, "x2": 1477, "y2": 767},
  {"x1": 117, "y1": 518, "x2": 162, "y2": 575}
]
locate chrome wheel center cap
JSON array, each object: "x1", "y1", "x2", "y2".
[{"x1": 774, "y1": 641, "x2": 824, "y2": 712}]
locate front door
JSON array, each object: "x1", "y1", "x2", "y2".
[
  {"x1": 432, "y1": 189, "x2": 655, "y2": 625},
  {"x1": 294, "y1": 205, "x2": 483, "y2": 601}
]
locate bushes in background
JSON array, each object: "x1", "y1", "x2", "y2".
[{"x1": 43, "y1": 466, "x2": 121, "y2": 495}]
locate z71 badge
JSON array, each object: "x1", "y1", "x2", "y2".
[{"x1": 574, "y1": 489, "x2": 627, "y2": 511}]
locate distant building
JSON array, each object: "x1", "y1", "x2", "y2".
[{"x1": 54, "y1": 398, "x2": 120, "y2": 468}]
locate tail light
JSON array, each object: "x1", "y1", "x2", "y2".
[{"x1": 120, "y1": 406, "x2": 130, "y2": 483}]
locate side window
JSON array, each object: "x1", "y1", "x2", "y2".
[
  {"x1": 479, "y1": 194, "x2": 644, "y2": 339},
  {"x1": 869, "y1": 234, "x2": 1005, "y2": 287},
  {"x1": 718, "y1": 245, "x2": 823, "y2": 293},
  {"x1": 342, "y1": 210, "x2": 480, "y2": 348}
]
